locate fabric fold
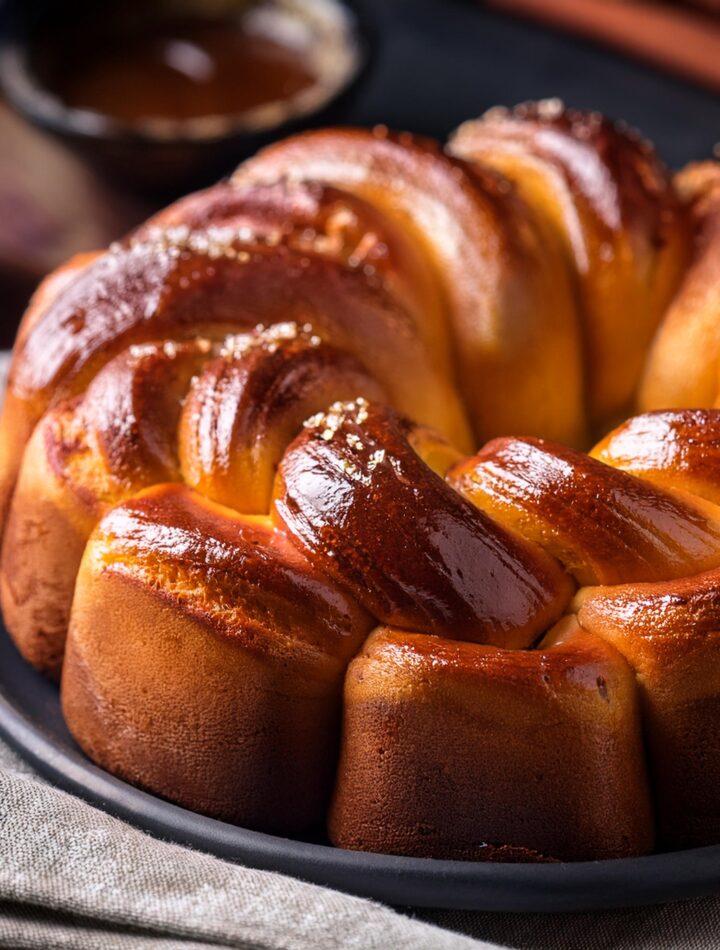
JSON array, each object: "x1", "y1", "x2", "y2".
[{"x1": 0, "y1": 742, "x2": 484, "y2": 950}]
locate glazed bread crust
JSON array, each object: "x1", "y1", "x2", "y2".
[
  {"x1": 329, "y1": 624, "x2": 653, "y2": 861},
  {"x1": 4, "y1": 100, "x2": 720, "y2": 861},
  {"x1": 62, "y1": 484, "x2": 372, "y2": 830},
  {"x1": 234, "y1": 126, "x2": 586, "y2": 447},
  {"x1": 576, "y1": 572, "x2": 720, "y2": 849},
  {"x1": 450, "y1": 102, "x2": 689, "y2": 431},
  {"x1": 274, "y1": 401, "x2": 573, "y2": 649},
  {"x1": 1, "y1": 340, "x2": 210, "y2": 676}
]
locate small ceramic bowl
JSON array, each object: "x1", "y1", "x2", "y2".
[{"x1": 0, "y1": 0, "x2": 372, "y2": 192}]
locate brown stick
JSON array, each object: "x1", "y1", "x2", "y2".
[{"x1": 485, "y1": 0, "x2": 720, "y2": 91}]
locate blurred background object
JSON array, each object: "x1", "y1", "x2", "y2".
[
  {"x1": 676, "y1": 0, "x2": 720, "y2": 11},
  {"x1": 3, "y1": 0, "x2": 720, "y2": 346},
  {"x1": 0, "y1": 0, "x2": 368, "y2": 190},
  {"x1": 0, "y1": 99, "x2": 146, "y2": 347},
  {"x1": 484, "y1": 0, "x2": 720, "y2": 93}
]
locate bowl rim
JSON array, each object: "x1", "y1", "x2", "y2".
[{"x1": 0, "y1": 0, "x2": 372, "y2": 145}]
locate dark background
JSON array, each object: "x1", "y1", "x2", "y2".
[{"x1": 354, "y1": 0, "x2": 720, "y2": 168}]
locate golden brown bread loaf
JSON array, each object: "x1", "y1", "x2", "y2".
[{"x1": 3, "y1": 100, "x2": 720, "y2": 859}]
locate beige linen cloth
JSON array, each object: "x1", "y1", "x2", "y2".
[
  {"x1": 0, "y1": 738, "x2": 480, "y2": 949},
  {"x1": 1, "y1": 353, "x2": 719, "y2": 950}
]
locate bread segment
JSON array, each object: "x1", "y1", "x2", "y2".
[
  {"x1": 62, "y1": 484, "x2": 372, "y2": 831},
  {"x1": 330, "y1": 623, "x2": 653, "y2": 861}
]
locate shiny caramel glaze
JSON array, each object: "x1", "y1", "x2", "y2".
[
  {"x1": 8, "y1": 232, "x2": 447, "y2": 415},
  {"x1": 92, "y1": 483, "x2": 371, "y2": 667},
  {"x1": 143, "y1": 179, "x2": 455, "y2": 378},
  {"x1": 14, "y1": 251, "x2": 103, "y2": 350},
  {"x1": 449, "y1": 436, "x2": 720, "y2": 585},
  {"x1": 180, "y1": 324, "x2": 384, "y2": 513},
  {"x1": 274, "y1": 401, "x2": 572, "y2": 648},
  {"x1": 62, "y1": 484, "x2": 372, "y2": 833},
  {"x1": 0, "y1": 340, "x2": 210, "y2": 676},
  {"x1": 0, "y1": 225, "x2": 471, "y2": 535},
  {"x1": 575, "y1": 574, "x2": 720, "y2": 847},
  {"x1": 329, "y1": 623, "x2": 653, "y2": 861},
  {"x1": 592, "y1": 409, "x2": 720, "y2": 504},
  {"x1": 53, "y1": 339, "x2": 211, "y2": 495},
  {"x1": 235, "y1": 125, "x2": 585, "y2": 447},
  {"x1": 0, "y1": 252, "x2": 102, "y2": 527},
  {"x1": 450, "y1": 99, "x2": 689, "y2": 431},
  {"x1": 640, "y1": 162, "x2": 720, "y2": 412}
]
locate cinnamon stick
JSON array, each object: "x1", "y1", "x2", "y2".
[{"x1": 485, "y1": 0, "x2": 720, "y2": 92}]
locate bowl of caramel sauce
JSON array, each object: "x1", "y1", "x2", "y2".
[{"x1": 0, "y1": 0, "x2": 370, "y2": 189}]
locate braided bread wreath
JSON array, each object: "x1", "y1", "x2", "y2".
[{"x1": 6, "y1": 98, "x2": 720, "y2": 862}]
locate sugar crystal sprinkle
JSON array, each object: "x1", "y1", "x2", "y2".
[
  {"x1": 220, "y1": 322, "x2": 323, "y2": 359},
  {"x1": 303, "y1": 397, "x2": 371, "y2": 440},
  {"x1": 133, "y1": 225, "x2": 264, "y2": 263},
  {"x1": 368, "y1": 449, "x2": 386, "y2": 471},
  {"x1": 300, "y1": 398, "x2": 389, "y2": 485}
]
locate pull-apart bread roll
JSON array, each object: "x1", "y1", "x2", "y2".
[{"x1": 4, "y1": 100, "x2": 720, "y2": 860}]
